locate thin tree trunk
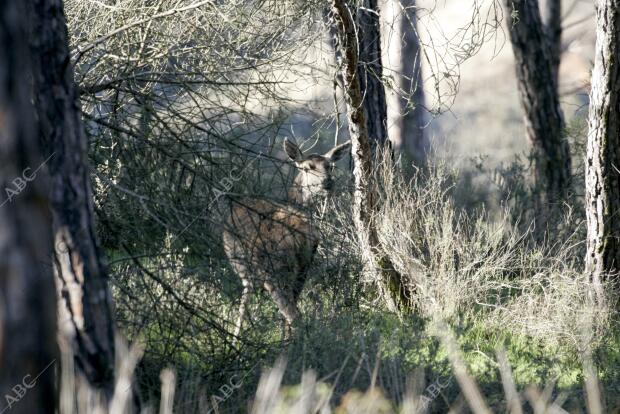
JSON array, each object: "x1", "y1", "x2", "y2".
[
  {"x1": 585, "y1": 0, "x2": 620, "y2": 294},
  {"x1": 331, "y1": 0, "x2": 413, "y2": 312},
  {"x1": 28, "y1": 0, "x2": 117, "y2": 400},
  {"x1": 328, "y1": 0, "x2": 391, "y2": 155},
  {"x1": 384, "y1": 0, "x2": 429, "y2": 163},
  {"x1": 0, "y1": 1, "x2": 58, "y2": 412},
  {"x1": 503, "y1": 0, "x2": 571, "y2": 219},
  {"x1": 541, "y1": 0, "x2": 562, "y2": 85},
  {"x1": 357, "y1": 0, "x2": 390, "y2": 152}
]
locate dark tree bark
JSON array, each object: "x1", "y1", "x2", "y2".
[
  {"x1": 503, "y1": 0, "x2": 572, "y2": 217},
  {"x1": 541, "y1": 0, "x2": 562, "y2": 85},
  {"x1": 331, "y1": 0, "x2": 413, "y2": 312},
  {"x1": 0, "y1": 1, "x2": 58, "y2": 412},
  {"x1": 357, "y1": 0, "x2": 390, "y2": 152},
  {"x1": 329, "y1": 0, "x2": 390, "y2": 154},
  {"x1": 28, "y1": 0, "x2": 117, "y2": 400},
  {"x1": 585, "y1": 0, "x2": 620, "y2": 293},
  {"x1": 384, "y1": 0, "x2": 429, "y2": 163}
]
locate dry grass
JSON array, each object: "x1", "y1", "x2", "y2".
[
  {"x1": 243, "y1": 323, "x2": 606, "y2": 414},
  {"x1": 57, "y1": 326, "x2": 608, "y2": 414},
  {"x1": 327, "y1": 154, "x2": 613, "y2": 351}
]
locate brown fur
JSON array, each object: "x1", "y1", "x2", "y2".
[{"x1": 224, "y1": 139, "x2": 350, "y2": 337}]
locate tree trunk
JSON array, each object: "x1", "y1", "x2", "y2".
[
  {"x1": 541, "y1": 0, "x2": 562, "y2": 85},
  {"x1": 357, "y1": 0, "x2": 390, "y2": 152},
  {"x1": 331, "y1": 0, "x2": 413, "y2": 312},
  {"x1": 585, "y1": 0, "x2": 620, "y2": 294},
  {"x1": 383, "y1": 0, "x2": 429, "y2": 163},
  {"x1": 503, "y1": 0, "x2": 571, "y2": 217},
  {"x1": 0, "y1": 1, "x2": 58, "y2": 412},
  {"x1": 28, "y1": 0, "x2": 117, "y2": 400}
]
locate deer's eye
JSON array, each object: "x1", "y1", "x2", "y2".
[{"x1": 308, "y1": 164, "x2": 315, "y2": 170}]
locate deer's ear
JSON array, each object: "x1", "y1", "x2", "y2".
[
  {"x1": 284, "y1": 138, "x2": 302, "y2": 162},
  {"x1": 325, "y1": 140, "x2": 351, "y2": 162}
]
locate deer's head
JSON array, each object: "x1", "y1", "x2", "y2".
[{"x1": 284, "y1": 138, "x2": 351, "y2": 205}]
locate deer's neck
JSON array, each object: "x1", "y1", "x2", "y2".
[{"x1": 288, "y1": 175, "x2": 306, "y2": 206}]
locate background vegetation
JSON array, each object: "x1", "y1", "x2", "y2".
[
  {"x1": 66, "y1": 0, "x2": 617, "y2": 412},
  {"x1": 1, "y1": 0, "x2": 617, "y2": 413}
]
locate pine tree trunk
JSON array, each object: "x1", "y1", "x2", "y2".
[
  {"x1": 541, "y1": 0, "x2": 562, "y2": 85},
  {"x1": 331, "y1": 0, "x2": 413, "y2": 312},
  {"x1": 384, "y1": 0, "x2": 429, "y2": 163},
  {"x1": 503, "y1": 0, "x2": 571, "y2": 218},
  {"x1": 0, "y1": 1, "x2": 58, "y2": 411},
  {"x1": 357, "y1": 0, "x2": 389, "y2": 152},
  {"x1": 28, "y1": 0, "x2": 117, "y2": 400},
  {"x1": 585, "y1": 0, "x2": 620, "y2": 293}
]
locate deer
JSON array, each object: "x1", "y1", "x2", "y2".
[{"x1": 223, "y1": 138, "x2": 350, "y2": 338}]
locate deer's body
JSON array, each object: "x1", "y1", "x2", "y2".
[{"x1": 223, "y1": 139, "x2": 350, "y2": 337}]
